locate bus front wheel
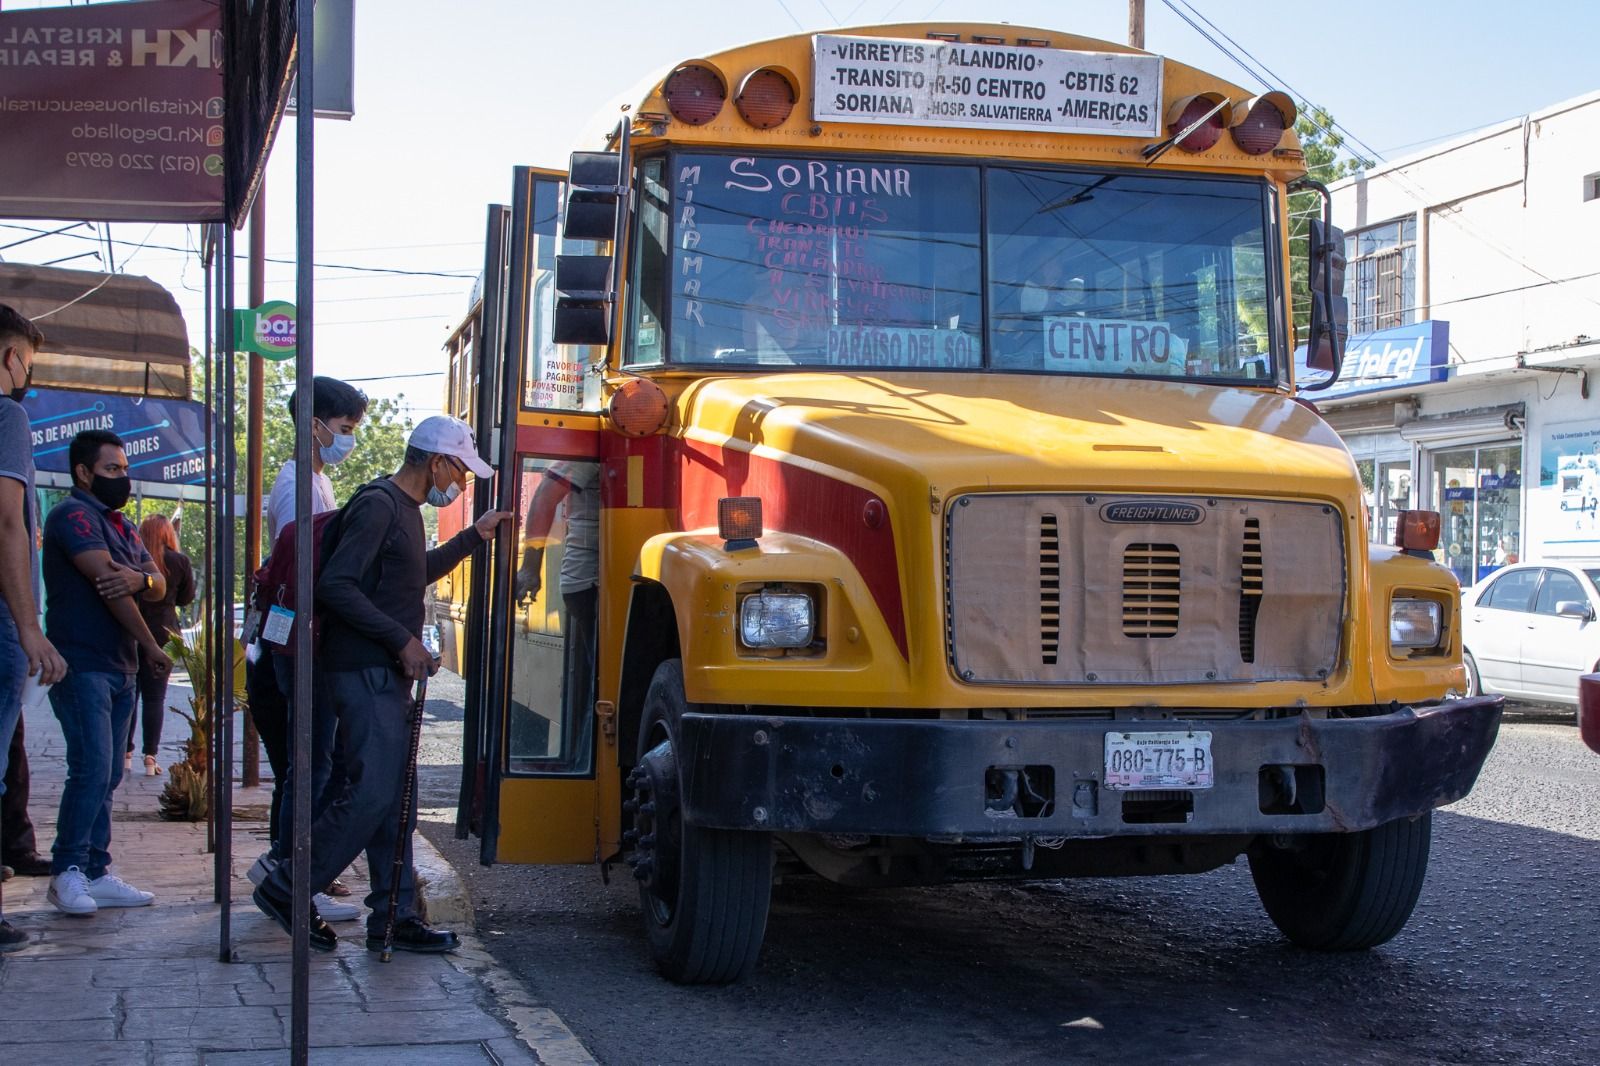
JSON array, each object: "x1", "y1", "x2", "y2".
[
  {"x1": 627, "y1": 659, "x2": 772, "y2": 984},
  {"x1": 1248, "y1": 811, "x2": 1432, "y2": 951}
]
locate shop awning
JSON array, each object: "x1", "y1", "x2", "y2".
[{"x1": 0, "y1": 264, "x2": 191, "y2": 401}]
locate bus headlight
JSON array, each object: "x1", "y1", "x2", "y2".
[
  {"x1": 740, "y1": 590, "x2": 814, "y2": 649},
  {"x1": 1390, "y1": 597, "x2": 1442, "y2": 651}
]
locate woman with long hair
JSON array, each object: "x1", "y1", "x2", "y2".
[{"x1": 130, "y1": 513, "x2": 195, "y2": 775}]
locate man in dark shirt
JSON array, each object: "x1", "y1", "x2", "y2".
[
  {"x1": 42, "y1": 430, "x2": 171, "y2": 916},
  {"x1": 254, "y1": 415, "x2": 508, "y2": 953}
]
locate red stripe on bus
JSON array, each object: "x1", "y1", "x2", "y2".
[
  {"x1": 514, "y1": 424, "x2": 603, "y2": 458},
  {"x1": 672, "y1": 439, "x2": 907, "y2": 659}
]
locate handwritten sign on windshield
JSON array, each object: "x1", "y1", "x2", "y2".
[
  {"x1": 1044, "y1": 317, "x2": 1188, "y2": 375},
  {"x1": 812, "y1": 34, "x2": 1162, "y2": 137}
]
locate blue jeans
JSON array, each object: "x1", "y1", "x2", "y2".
[
  {"x1": 0, "y1": 609, "x2": 25, "y2": 803},
  {"x1": 265, "y1": 666, "x2": 418, "y2": 934},
  {"x1": 269, "y1": 651, "x2": 343, "y2": 863},
  {"x1": 49, "y1": 669, "x2": 136, "y2": 878}
]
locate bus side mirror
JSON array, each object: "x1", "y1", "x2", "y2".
[
  {"x1": 1306, "y1": 220, "x2": 1348, "y2": 373},
  {"x1": 552, "y1": 254, "x2": 612, "y2": 346},
  {"x1": 564, "y1": 151, "x2": 624, "y2": 241}
]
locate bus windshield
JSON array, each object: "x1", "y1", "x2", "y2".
[{"x1": 630, "y1": 151, "x2": 1277, "y2": 383}]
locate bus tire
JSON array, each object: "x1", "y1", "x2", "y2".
[
  {"x1": 1247, "y1": 811, "x2": 1432, "y2": 951},
  {"x1": 628, "y1": 659, "x2": 771, "y2": 984}
]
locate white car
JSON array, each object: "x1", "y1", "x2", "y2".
[{"x1": 1462, "y1": 561, "x2": 1600, "y2": 707}]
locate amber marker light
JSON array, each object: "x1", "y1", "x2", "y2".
[
  {"x1": 664, "y1": 64, "x2": 726, "y2": 126},
  {"x1": 1395, "y1": 510, "x2": 1442, "y2": 552},
  {"x1": 718, "y1": 497, "x2": 763, "y2": 550},
  {"x1": 735, "y1": 68, "x2": 797, "y2": 129},
  {"x1": 607, "y1": 377, "x2": 671, "y2": 438}
]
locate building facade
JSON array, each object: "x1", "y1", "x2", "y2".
[{"x1": 1314, "y1": 91, "x2": 1600, "y2": 585}]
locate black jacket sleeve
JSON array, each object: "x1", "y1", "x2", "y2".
[
  {"x1": 425, "y1": 526, "x2": 486, "y2": 585},
  {"x1": 171, "y1": 552, "x2": 197, "y2": 608},
  {"x1": 316, "y1": 490, "x2": 414, "y2": 655}
]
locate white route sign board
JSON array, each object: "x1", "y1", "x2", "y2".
[{"x1": 812, "y1": 34, "x2": 1163, "y2": 137}]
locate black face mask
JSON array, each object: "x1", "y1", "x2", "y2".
[
  {"x1": 90, "y1": 473, "x2": 132, "y2": 511},
  {"x1": 3, "y1": 351, "x2": 29, "y2": 404}
]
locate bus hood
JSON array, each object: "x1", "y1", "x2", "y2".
[{"x1": 676, "y1": 372, "x2": 1359, "y2": 504}]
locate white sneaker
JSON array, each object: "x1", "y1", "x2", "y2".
[
  {"x1": 315, "y1": 892, "x2": 361, "y2": 922},
  {"x1": 84, "y1": 872, "x2": 155, "y2": 908},
  {"x1": 247, "y1": 852, "x2": 278, "y2": 888},
  {"x1": 48, "y1": 866, "x2": 98, "y2": 916}
]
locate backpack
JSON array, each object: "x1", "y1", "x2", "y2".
[{"x1": 249, "y1": 481, "x2": 389, "y2": 657}]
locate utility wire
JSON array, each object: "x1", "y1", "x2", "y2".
[{"x1": 1165, "y1": 0, "x2": 1600, "y2": 315}]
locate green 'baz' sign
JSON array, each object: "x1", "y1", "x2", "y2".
[{"x1": 233, "y1": 301, "x2": 296, "y2": 360}]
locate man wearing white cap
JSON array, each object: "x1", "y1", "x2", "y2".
[{"x1": 253, "y1": 415, "x2": 508, "y2": 954}]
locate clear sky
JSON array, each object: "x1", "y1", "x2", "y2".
[{"x1": 3, "y1": 0, "x2": 1598, "y2": 417}]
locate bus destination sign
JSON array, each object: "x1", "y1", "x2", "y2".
[{"x1": 812, "y1": 34, "x2": 1162, "y2": 137}]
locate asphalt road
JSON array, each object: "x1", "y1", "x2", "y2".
[{"x1": 414, "y1": 684, "x2": 1598, "y2": 1066}]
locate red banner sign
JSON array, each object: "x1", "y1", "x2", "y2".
[{"x1": 0, "y1": 0, "x2": 225, "y2": 223}]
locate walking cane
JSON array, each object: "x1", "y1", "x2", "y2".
[{"x1": 380, "y1": 667, "x2": 431, "y2": 962}]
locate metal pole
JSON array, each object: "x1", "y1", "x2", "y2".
[
  {"x1": 291, "y1": 2, "x2": 317, "y2": 1058},
  {"x1": 203, "y1": 226, "x2": 217, "y2": 862},
  {"x1": 1129, "y1": 0, "x2": 1146, "y2": 49},
  {"x1": 242, "y1": 189, "x2": 265, "y2": 788},
  {"x1": 217, "y1": 223, "x2": 237, "y2": 962}
]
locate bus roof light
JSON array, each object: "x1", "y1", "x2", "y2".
[
  {"x1": 664, "y1": 64, "x2": 726, "y2": 126},
  {"x1": 1230, "y1": 93, "x2": 1296, "y2": 155},
  {"x1": 735, "y1": 68, "x2": 797, "y2": 129},
  {"x1": 1165, "y1": 93, "x2": 1227, "y2": 153}
]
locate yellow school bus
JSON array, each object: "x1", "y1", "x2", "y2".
[{"x1": 447, "y1": 22, "x2": 1503, "y2": 984}]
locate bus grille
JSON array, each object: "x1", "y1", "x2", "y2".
[{"x1": 947, "y1": 494, "x2": 1344, "y2": 686}]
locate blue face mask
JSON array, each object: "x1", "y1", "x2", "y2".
[
  {"x1": 318, "y1": 424, "x2": 357, "y2": 465},
  {"x1": 426, "y1": 460, "x2": 463, "y2": 508}
]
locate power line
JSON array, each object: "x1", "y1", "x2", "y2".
[{"x1": 0, "y1": 223, "x2": 478, "y2": 279}]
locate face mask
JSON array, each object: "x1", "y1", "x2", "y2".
[
  {"x1": 426, "y1": 481, "x2": 462, "y2": 508},
  {"x1": 3, "y1": 350, "x2": 30, "y2": 403},
  {"x1": 90, "y1": 473, "x2": 132, "y2": 511},
  {"x1": 319, "y1": 430, "x2": 356, "y2": 465}
]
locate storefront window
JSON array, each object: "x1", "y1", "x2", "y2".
[{"x1": 1433, "y1": 444, "x2": 1522, "y2": 585}]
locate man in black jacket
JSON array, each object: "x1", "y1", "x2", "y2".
[{"x1": 253, "y1": 416, "x2": 508, "y2": 953}]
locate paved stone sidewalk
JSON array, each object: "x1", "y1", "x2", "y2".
[{"x1": 0, "y1": 683, "x2": 595, "y2": 1065}]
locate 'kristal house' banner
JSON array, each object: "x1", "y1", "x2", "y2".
[{"x1": 0, "y1": 0, "x2": 225, "y2": 223}]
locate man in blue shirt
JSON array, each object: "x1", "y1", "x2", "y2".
[
  {"x1": 42, "y1": 430, "x2": 171, "y2": 916},
  {"x1": 0, "y1": 305, "x2": 66, "y2": 952}
]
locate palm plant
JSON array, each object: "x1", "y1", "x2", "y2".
[{"x1": 157, "y1": 624, "x2": 247, "y2": 822}]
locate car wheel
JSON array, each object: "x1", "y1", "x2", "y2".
[{"x1": 1463, "y1": 650, "x2": 1482, "y2": 697}]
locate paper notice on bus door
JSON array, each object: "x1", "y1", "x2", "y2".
[{"x1": 812, "y1": 34, "x2": 1162, "y2": 137}]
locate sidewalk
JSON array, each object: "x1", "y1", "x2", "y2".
[{"x1": 0, "y1": 680, "x2": 596, "y2": 1065}]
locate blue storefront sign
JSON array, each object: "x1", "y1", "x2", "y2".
[
  {"x1": 1296, "y1": 320, "x2": 1450, "y2": 399},
  {"x1": 24, "y1": 388, "x2": 212, "y2": 486}
]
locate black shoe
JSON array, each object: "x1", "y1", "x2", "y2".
[
  {"x1": 252, "y1": 884, "x2": 338, "y2": 952},
  {"x1": 366, "y1": 918, "x2": 459, "y2": 955},
  {"x1": 7, "y1": 853, "x2": 53, "y2": 878},
  {"x1": 0, "y1": 919, "x2": 27, "y2": 953}
]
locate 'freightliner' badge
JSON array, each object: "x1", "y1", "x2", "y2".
[{"x1": 1100, "y1": 500, "x2": 1205, "y2": 524}]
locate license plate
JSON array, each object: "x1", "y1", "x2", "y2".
[{"x1": 1104, "y1": 730, "x2": 1214, "y2": 791}]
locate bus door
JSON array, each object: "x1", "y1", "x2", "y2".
[{"x1": 462, "y1": 165, "x2": 609, "y2": 865}]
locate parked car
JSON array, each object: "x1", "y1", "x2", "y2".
[{"x1": 1462, "y1": 560, "x2": 1600, "y2": 707}]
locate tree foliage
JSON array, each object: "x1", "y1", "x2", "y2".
[{"x1": 1288, "y1": 105, "x2": 1374, "y2": 334}]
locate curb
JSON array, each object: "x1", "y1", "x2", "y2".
[{"x1": 412, "y1": 831, "x2": 598, "y2": 1066}]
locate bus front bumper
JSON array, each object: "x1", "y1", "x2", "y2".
[{"x1": 674, "y1": 697, "x2": 1503, "y2": 838}]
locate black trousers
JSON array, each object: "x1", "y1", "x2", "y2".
[
  {"x1": 1, "y1": 712, "x2": 37, "y2": 860},
  {"x1": 246, "y1": 645, "x2": 291, "y2": 850},
  {"x1": 128, "y1": 649, "x2": 172, "y2": 757}
]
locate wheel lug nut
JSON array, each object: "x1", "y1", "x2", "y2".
[{"x1": 639, "y1": 801, "x2": 656, "y2": 816}]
